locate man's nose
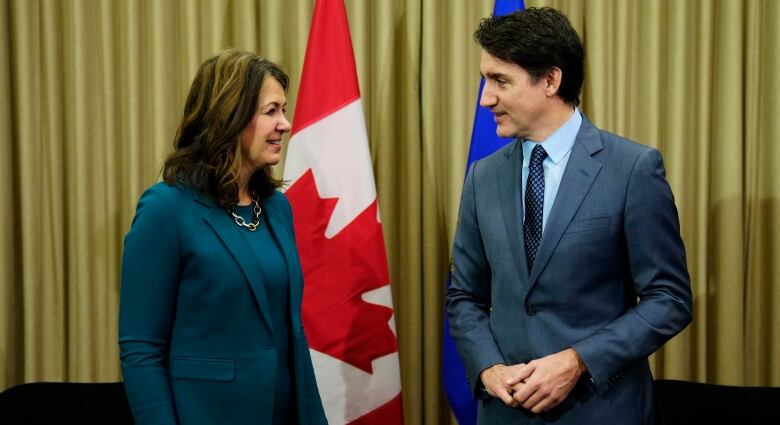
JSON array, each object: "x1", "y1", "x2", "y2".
[{"x1": 480, "y1": 85, "x2": 497, "y2": 108}]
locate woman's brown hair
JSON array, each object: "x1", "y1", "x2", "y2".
[{"x1": 163, "y1": 48, "x2": 289, "y2": 208}]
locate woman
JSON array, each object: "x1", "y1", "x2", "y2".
[{"x1": 119, "y1": 49, "x2": 327, "y2": 425}]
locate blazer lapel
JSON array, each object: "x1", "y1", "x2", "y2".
[
  {"x1": 263, "y1": 199, "x2": 304, "y2": 330},
  {"x1": 203, "y1": 205, "x2": 275, "y2": 336},
  {"x1": 528, "y1": 119, "x2": 603, "y2": 289},
  {"x1": 497, "y1": 140, "x2": 531, "y2": 281}
]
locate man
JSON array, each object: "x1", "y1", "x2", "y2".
[{"x1": 446, "y1": 8, "x2": 693, "y2": 424}]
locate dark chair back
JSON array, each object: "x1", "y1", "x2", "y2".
[
  {"x1": 655, "y1": 379, "x2": 780, "y2": 425},
  {"x1": 0, "y1": 382, "x2": 133, "y2": 424}
]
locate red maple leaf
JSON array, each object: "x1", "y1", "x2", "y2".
[{"x1": 286, "y1": 169, "x2": 397, "y2": 373}]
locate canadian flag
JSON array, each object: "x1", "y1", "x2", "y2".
[{"x1": 283, "y1": 0, "x2": 404, "y2": 424}]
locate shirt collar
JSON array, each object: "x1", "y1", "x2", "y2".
[{"x1": 522, "y1": 108, "x2": 582, "y2": 165}]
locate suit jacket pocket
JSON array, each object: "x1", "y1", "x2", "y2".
[
  {"x1": 563, "y1": 216, "x2": 611, "y2": 234},
  {"x1": 171, "y1": 357, "x2": 235, "y2": 382}
]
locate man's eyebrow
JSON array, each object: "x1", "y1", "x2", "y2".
[{"x1": 482, "y1": 72, "x2": 508, "y2": 80}]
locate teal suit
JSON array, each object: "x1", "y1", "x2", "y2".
[{"x1": 119, "y1": 182, "x2": 327, "y2": 425}]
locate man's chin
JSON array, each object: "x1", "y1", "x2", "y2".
[{"x1": 495, "y1": 126, "x2": 515, "y2": 139}]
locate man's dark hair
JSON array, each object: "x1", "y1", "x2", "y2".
[{"x1": 474, "y1": 7, "x2": 584, "y2": 106}]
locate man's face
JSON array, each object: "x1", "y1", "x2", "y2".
[{"x1": 479, "y1": 51, "x2": 548, "y2": 140}]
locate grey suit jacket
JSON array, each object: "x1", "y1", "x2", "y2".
[{"x1": 446, "y1": 116, "x2": 693, "y2": 424}]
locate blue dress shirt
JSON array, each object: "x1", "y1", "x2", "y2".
[{"x1": 521, "y1": 108, "x2": 583, "y2": 231}]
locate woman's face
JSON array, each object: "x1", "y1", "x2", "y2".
[{"x1": 239, "y1": 76, "x2": 291, "y2": 174}]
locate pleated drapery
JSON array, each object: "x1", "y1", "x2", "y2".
[{"x1": 2, "y1": 1, "x2": 779, "y2": 424}]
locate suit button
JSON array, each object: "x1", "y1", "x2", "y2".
[{"x1": 526, "y1": 308, "x2": 536, "y2": 316}]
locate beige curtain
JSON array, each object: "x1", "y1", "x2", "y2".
[{"x1": 1, "y1": 0, "x2": 778, "y2": 424}]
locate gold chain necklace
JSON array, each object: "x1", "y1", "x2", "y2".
[{"x1": 228, "y1": 193, "x2": 262, "y2": 232}]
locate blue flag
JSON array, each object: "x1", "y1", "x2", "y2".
[{"x1": 443, "y1": 1, "x2": 525, "y2": 424}]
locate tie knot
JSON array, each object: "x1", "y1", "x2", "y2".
[{"x1": 530, "y1": 144, "x2": 548, "y2": 166}]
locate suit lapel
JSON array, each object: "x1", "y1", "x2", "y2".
[
  {"x1": 203, "y1": 205, "x2": 275, "y2": 336},
  {"x1": 497, "y1": 140, "x2": 531, "y2": 281},
  {"x1": 528, "y1": 119, "x2": 603, "y2": 289}
]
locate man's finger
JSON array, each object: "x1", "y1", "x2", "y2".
[
  {"x1": 495, "y1": 388, "x2": 518, "y2": 408},
  {"x1": 530, "y1": 396, "x2": 557, "y2": 414},
  {"x1": 511, "y1": 379, "x2": 537, "y2": 404},
  {"x1": 505, "y1": 363, "x2": 534, "y2": 386},
  {"x1": 519, "y1": 388, "x2": 546, "y2": 410}
]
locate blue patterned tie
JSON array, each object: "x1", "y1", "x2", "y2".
[{"x1": 524, "y1": 144, "x2": 548, "y2": 269}]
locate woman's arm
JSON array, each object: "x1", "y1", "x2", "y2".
[{"x1": 118, "y1": 183, "x2": 182, "y2": 425}]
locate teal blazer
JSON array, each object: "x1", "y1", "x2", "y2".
[{"x1": 119, "y1": 182, "x2": 327, "y2": 425}]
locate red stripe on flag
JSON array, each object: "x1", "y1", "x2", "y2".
[
  {"x1": 347, "y1": 393, "x2": 404, "y2": 425},
  {"x1": 292, "y1": 0, "x2": 360, "y2": 136}
]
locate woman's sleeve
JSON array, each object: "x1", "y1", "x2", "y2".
[{"x1": 118, "y1": 183, "x2": 181, "y2": 425}]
